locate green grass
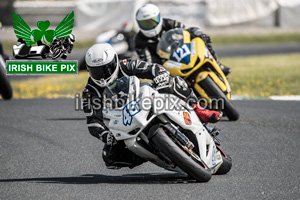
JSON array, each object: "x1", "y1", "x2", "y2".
[
  {"x1": 10, "y1": 72, "x2": 89, "y2": 99},
  {"x1": 223, "y1": 53, "x2": 300, "y2": 96},
  {"x1": 72, "y1": 39, "x2": 95, "y2": 50},
  {"x1": 5, "y1": 53, "x2": 300, "y2": 99},
  {"x1": 2, "y1": 41, "x2": 15, "y2": 55},
  {"x1": 212, "y1": 32, "x2": 300, "y2": 46}
]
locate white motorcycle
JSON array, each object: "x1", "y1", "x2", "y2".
[
  {"x1": 13, "y1": 39, "x2": 49, "y2": 59},
  {"x1": 102, "y1": 76, "x2": 232, "y2": 182}
]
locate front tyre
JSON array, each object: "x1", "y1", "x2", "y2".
[
  {"x1": 215, "y1": 146, "x2": 232, "y2": 175},
  {"x1": 199, "y1": 76, "x2": 239, "y2": 121},
  {"x1": 151, "y1": 127, "x2": 212, "y2": 182}
]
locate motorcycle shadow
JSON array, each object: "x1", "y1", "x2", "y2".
[{"x1": 0, "y1": 173, "x2": 201, "y2": 184}]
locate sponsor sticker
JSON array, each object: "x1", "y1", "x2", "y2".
[
  {"x1": 122, "y1": 100, "x2": 141, "y2": 126},
  {"x1": 183, "y1": 111, "x2": 192, "y2": 125},
  {"x1": 165, "y1": 60, "x2": 182, "y2": 69}
]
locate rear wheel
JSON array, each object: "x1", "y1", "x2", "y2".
[
  {"x1": 199, "y1": 76, "x2": 239, "y2": 121},
  {"x1": 150, "y1": 126, "x2": 212, "y2": 182}
]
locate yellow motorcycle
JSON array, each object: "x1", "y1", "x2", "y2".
[{"x1": 157, "y1": 28, "x2": 239, "y2": 121}]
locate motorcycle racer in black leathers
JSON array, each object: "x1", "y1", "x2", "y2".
[
  {"x1": 134, "y1": 3, "x2": 231, "y2": 76},
  {"x1": 82, "y1": 43, "x2": 222, "y2": 169},
  {"x1": 135, "y1": 18, "x2": 185, "y2": 64}
]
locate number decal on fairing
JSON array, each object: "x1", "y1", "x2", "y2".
[
  {"x1": 171, "y1": 44, "x2": 191, "y2": 64},
  {"x1": 122, "y1": 100, "x2": 141, "y2": 126}
]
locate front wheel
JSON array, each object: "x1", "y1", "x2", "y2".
[
  {"x1": 150, "y1": 126, "x2": 212, "y2": 182},
  {"x1": 199, "y1": 76, "x2": 239, "y2": 121},
  {"x1": 216, "y1": 154, "x2": 232, "y2": 175},
  {"x1": 215, "y1": 145, "x2": 232, "y2": 175}
]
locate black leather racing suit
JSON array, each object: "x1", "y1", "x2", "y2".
[
  {"x1": 134, "y1": 18, "x2": 218, "y2": 64},
  {"x1": 82, "y1": 58, "x2": 197, "y2": 168}
]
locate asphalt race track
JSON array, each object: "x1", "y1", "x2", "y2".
[{"x1": 0, "y1": 99, "x2": 299, "y2": 199}]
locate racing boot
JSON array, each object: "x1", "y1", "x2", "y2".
[
  {"x1": 192, "y1": 104, "x2": 222, "y2": 123},
  {"x1": 102, "y1": 141, "x2": 146, "y2": 169}
]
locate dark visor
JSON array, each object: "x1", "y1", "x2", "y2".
[
  {"x1": 137, "y1": 14, "x2": 160, "y2": 30},
  {"x1": 87, "y1": 55, "x2": 117, "y2": 80}
]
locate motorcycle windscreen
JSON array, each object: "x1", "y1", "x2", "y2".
[
  {"x1": 104, "y1": 76, "x2": 130, "y2": 107},
  {"x1": 157, "y1": 28, "x2": 191, "y2": 65}
]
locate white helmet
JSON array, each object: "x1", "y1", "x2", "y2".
[
  {"x1": 85, "y1": 44, "x2": 119, "y2": 87},
  {"x1": 136, "y1": 4, "x2": 162, "y2": 38}
]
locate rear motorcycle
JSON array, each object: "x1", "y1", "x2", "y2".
[
  {"x1": 102, "y1": 76, "x2": 232, "y2": 182},
  {"x1": 79, "y1": 26, "x2": 137, "y2": 70},
  {"x1": 157, "y1": 28, "x2": 239, "y2": 121}
]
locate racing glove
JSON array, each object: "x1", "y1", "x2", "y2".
[
  {"x1": 100, "y1": 130, "x2": 117, "y2": 145},
  {"x1": 187, "y1": 27, "x2": 212, "y2": 44},
  {"x1": 88, "y1": 126, "x2": 116, "y2": 145},
  {"x1": 153, "y1": 71, "x2": 170, "y2": 87},
  {"x1": 152, "y1": 64, "x2": 170, "y2": 87}
]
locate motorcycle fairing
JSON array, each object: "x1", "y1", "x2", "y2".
[
  {"x1": 162, "y1": 37, "x2": 231, "y2": 101},
  {"x1": 103, "y1": 76, "x2": 223, "y2": 173}
]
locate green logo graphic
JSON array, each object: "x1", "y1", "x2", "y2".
[
  {"x1": 6, "y1": 61, "x2": 78, "y2": 75},
  {"x1": 9, "y1": 11, "x2": 77, "y2": 74},
  {"x1": 12, "y1": 11, "x2": 75, "y2": 60},
  {"x1": 12, "y1": 11, "x2": 74, "y2": 45}
]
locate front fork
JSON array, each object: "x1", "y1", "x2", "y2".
[{"x1": 205, "y1": 125, "x2": 222, "y2": 146}]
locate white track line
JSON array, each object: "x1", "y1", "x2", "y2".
[
  {"x1": 269, "y1": 95, "x2": 300, "y2": 101},
  {"x1": 231, "y1": 95, "x2": 300, "y2": 101}
]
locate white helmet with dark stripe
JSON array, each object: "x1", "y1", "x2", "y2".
[
  {"x1": 85, "y1": 44, "x2": 119, "y2": 87},
  {"x1": 136, "y1": 4, "x2": 162, "y2": 38}
]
